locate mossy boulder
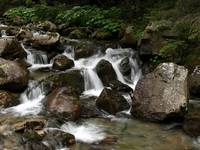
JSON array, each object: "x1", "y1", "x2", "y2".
[
  {"x1": 68, "y1": 28, "x2": 88, "y2": 39},
  {"x1": 43, "y1": 69, "x2": 84, "y2": 95},
  {"x1": 138, "y1": 20, "x2": 190, "y2": 64},
  {"x1": 93, "y1": 29, "x2": 113, "y2": 40}
]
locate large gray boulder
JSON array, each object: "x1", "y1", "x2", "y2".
[
  {"x1": 132, "y1": 63, "x2": 188, "y2": 121},
  {"x1": 0, "y1": 58, "x2": 29, "y2": 92}
]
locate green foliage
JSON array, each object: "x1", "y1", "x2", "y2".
[
  {"x1": 174, "y1": 16, "x2": 200, "y2": 42},
  {"x1": 4, "y1": 7, "x2": 38, "y2": 24},
  {"x1": 4, "y1": 5, "x2": 63, "y2": 25},
  {"x1": 56, "y1": 5, "x2": 122, "y2": 33}
]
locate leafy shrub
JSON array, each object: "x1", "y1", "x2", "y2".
[
  {"x1": 4, "y1": 5, "x2": 64, "y2": 25},
  {"x1": 4, "y1": 7, "x2": 38, "y2": 24},
  {"x1": 56, "y1": 5, "x2": 122, "y2": 33},
  {"x1": 174, "y1": 15, "x2": 200, "y2": 42}
]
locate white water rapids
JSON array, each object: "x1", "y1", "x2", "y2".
[
  {"x1": 63, "y1": 46, "x2": 141, "y2": 96},
  {"x1": 1, "y1": 40, "x2": 141, "y2": 144}
]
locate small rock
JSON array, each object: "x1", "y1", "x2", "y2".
[
  {"x1": 96, "y1": 88, "x2": 130, "y2": 114},
  {"x1": 52, "y1": 55, "x2": 74, "y2": 71}
]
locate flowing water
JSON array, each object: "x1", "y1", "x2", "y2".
[
  {"x1": 0, "y1": 36, "x2": 199, "y2": 149},
  {"x1": 63, "y1": 46, "x2": 141, "y2": 96}
]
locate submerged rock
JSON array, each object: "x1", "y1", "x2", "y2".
[
  {"x1": 43, "y1": 130, "x2": 75, "y2": 148},
  {"x1": 0, "y1": 37, "x2": 26, "y2": 59},
  {"x1": 96, "y1": 59, "x2": 117, "y2": 86},
  {"x1": 96, "y1": 88, "x2": 130, "y2": 114},
  {"x1": 24, "y1": 142, "x2": 49, "y2": 150},
  {"x1": 44, "y1": 87, "x2": 80, "y2": 120},
  {"x1": 0, "y1": 58, "x2": 29, "y2": 92},
  {"x1": 52, "y1": 55, "x2": 74, "y2": 71},
  {"x1": 183, "y1": 112, "x2": 200, "y2": 137},
  {"x1": 132, "y1": 63, "x2": 188, "y2": 121}
]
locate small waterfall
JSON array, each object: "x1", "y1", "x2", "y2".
[
  {"x1": 63, "y1": 46, "x2": 141, "y2": 96},
  {"x1": 22, "y1": 43, "x2": 52, "y2": 71},
  {"x1": 2, "y1": 81, "x2": 46, "y2": 116},
  {"x1": 83, "y1": 68, "x2": 104, "y2": 96},
  {"x1": 1, "y1": 44, "x2": 52, "y2": 116}
]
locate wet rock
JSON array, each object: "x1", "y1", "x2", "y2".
[
  {"x1": 44, "y1": 87, "x2": 80, "y2": 120},
  {"x1": 52, "y1": 55, "x2": 74, "y2": 71},
  {"x1": 119, "y1": 57, "x2": 131, "y2": 76},
  {"x1": 14, "y1": 117, "x2": 46, "y2": 133},
  {"x1": 17, "y1": 27, "x2": 33, "y2": 41},
  {"x1": 0, "y1": 37, "x2": 26, "y2": 59},
  {"x1": 43, "y1": 69, "x2": 84, "y2": 95},
  {"x1": 68, "y1": 28, "x2": 88, "y2": 39},
  {"x1": 0, "y1": 134, "x2": 24, "y2": 150},
  {"x1": 93, "y1": 29, "x2": 113, "y2": 40},
  {"x1": 32, "y1": 32, "x2": 60, "y2": 46},
  {"x1": 0, "y1": 90, "x2": 20, "y2": 108},
  {"x1": 74, "y1": 45, "x2": 96, "y2": 60},
  {"x1": 108, "y1": 80, "x2": 132, "y2": 93},
  {"x1": 96, "y1": 59, "x2": 117, "y2": 86},
  {"x1": 80, "y1": 95, "x2": 100, "y2": 118},
  {"x1": 96, "y1": 88, "x2": 130, "y2": 114},
  {"x1": 24, "y1": 141, "x2": 49, "y2": 150},
  {"x1": 183, "y1": 112, "x2": 200, "y2": 137},
  {"x1": 132, "y1": 63, "x2": 188, "y2": 121},
  {"x1": 189, "y1": 66, "x2": 200, "y2": 97},
  {"x1": 0, "y1": 58, "x2": 29, "y2": 92},
  {"x1": 37, "y1": 21, "x2": 57, "y2": 32},
  {"x1": 43, "y1": 130, "x2": 75, "y2": 148}
]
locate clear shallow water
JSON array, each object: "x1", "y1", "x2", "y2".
[{"x1": 74, "y1": 118, "x2": 199, "y2": 150}]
